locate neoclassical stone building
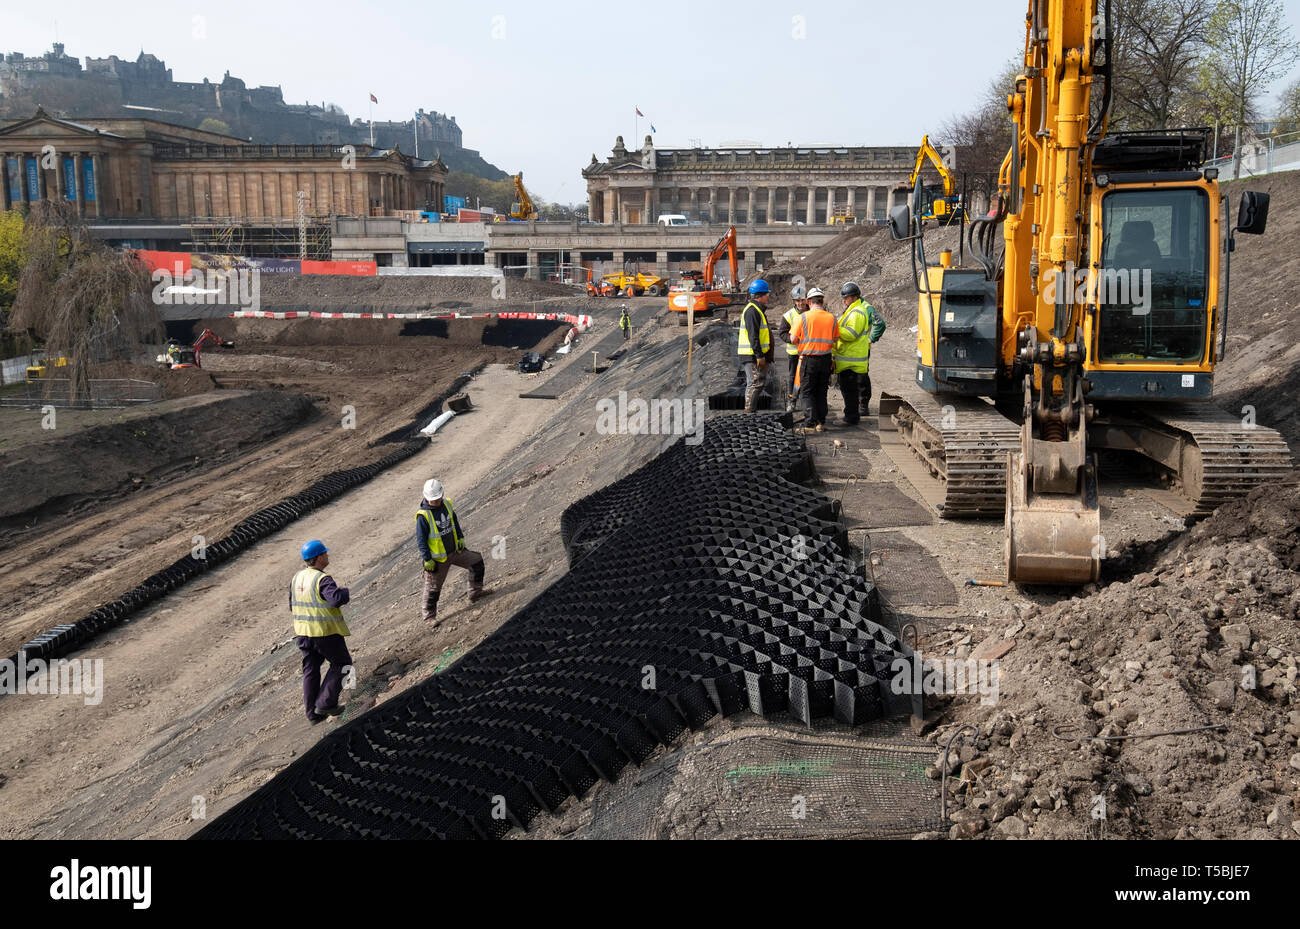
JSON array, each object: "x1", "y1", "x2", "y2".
[
  {"x1": 0, "y1": 109, "x2": 447, "y2": 220},
  {"x1": 582, "y1": 136, "x2": 943, "y2": 225}
]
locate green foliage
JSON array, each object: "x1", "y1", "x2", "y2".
[
  {"x1": 1199, "y1": 0, "x2": 1300, "y2": 125},
  {"x1": 0, "y1": 209, "x2": 22, "y2": 327},
  {"x1": 445, "y1": 171, "x2": 516, "y2": 215},
  {"x1": 197, "y1": 118, "x2": 233, "y2": 137}
]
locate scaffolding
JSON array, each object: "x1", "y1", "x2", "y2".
[{"x1": 185, "y1": 214, "x2": 333, "y2": 260}]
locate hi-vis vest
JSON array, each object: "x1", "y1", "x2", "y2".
[
  {"x1": 290, "y1": 567, "x2": 350, "y2": 638},
  {"x1": 782, "y1": 307, "x2": 801, "y2": 356},
  {"x1": 737, "y1": 302, "x2": 771, "y2": 357},
  {"x1": 417, "y1": 500, "x2": 464, "y2": 564},
  {"x1": 834, "y1": 299, "x2": 874, "y2": 374},
  {"x1": 792, "y1": 308, "x2": 837, "y2": 356}
]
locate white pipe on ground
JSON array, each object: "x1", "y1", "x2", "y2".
[{"x1": 421, "y1": 411, "x2": 457, "y2": 436}]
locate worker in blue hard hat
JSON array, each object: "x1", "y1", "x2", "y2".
[
  {"x1": 290, "y1": 540, "x2": 352, "y2": 725},
  {"x1": 738, "y1": 279, "x2": 774, "y2": 413}
]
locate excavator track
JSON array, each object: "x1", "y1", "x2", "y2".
[
  {"x1": 879, "y1": 389, "x2": 1021, "y2": 518},
  {"x1": 1125, "y1": 404, "x2": 1293, "y2": 516}
]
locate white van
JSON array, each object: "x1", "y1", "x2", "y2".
[{"x1": 657, "y1": 214, "x2": 689, "y2": 227}]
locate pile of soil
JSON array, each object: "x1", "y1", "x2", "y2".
[
  {"x1": 0, "y1": 391, "x2": 315, "y2": 532},
  {"x1": 924, "y1": 482, "x2": 1300, "y2": 840},
  {"x1": 89, "y1": 361, "x2": 215, "y2": 400},
  {"x1": 203, "y1": 316, "x2": 568, "y2": 354}
]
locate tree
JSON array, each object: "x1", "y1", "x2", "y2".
[
  {"x1": 940, "y1": 59, "x2": 1021, "y2": 213},
  {"x1": 197, "y1": 118, "x2": 233, "y2": 137},
  {"x1": 1109, "y1": 0, "x2": 1212, "y2": 129},
  {"x1": 1276, "y1": 76, "x2": 1300, "y2": 132},
  {"x1": 7, "y1": 201, "x2": 160, "y2": 399},
  {"x1": 0, "y1": 210, "x2": 22, "y2": 328},
  {"x1": 1199, "y1": 0, "x2": 1300, "y2": 176}
]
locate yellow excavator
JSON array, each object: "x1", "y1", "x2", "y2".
[
  {"x1": 882, "y1": 0, "x2": 1291, "y2": 585},
  {"x1": 510, "y1": 173, "x2": 538, "y2": 221},
  {"x1": 901, "y1": 134, "x2": 964, "y2": 226}
]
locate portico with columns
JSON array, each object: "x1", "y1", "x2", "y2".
[{"x1": 583, "y1": 136, "x2": 945, "y2": 226}]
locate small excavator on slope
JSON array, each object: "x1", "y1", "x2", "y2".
[
  {"x1": 668, "y1": 225, "x2": 739, "y2": 324},
  {"x1": 883, "y1": 0, "x2": 1292, "y2": 585}
]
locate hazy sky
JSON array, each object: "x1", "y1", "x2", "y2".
[{"x1": 7, "y1": 0, "x2": 1300, "y2": 202}]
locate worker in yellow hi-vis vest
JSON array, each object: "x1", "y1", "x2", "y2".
[
  {"x1": 291, "y1": 539, "x2": 352, "y2": 725},
  {"x1": 416, "y1": 478, "x2": 490, "y2": 625}
]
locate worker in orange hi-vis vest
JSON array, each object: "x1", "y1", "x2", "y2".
[{"x1": 788, "y1": 288, "x2": 838, "y2": 434}]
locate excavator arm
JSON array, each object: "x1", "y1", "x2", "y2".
[
  {"x1": 702, "y1": 226, "x2": 738, "y2": 290},
  {"x1": 908, "y1": 134, "x2": 957, "y2": 199},
  {"x1": 1002, "y1": 0, "x2": 1102, "y2": 583},
  {"x1": 510, "y1": 173, "x2": 538, "y2": 221}
]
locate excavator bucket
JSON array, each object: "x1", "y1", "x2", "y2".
[{"x1": 1005, "y1": 448, "x2": 1101, "y2": 586}]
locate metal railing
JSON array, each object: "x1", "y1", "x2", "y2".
[
  {"x1": 1204, "y1": 130, "x2": 1300, "y2": 180},
  {"x1": 0, "y1": 378, "x2": 163, "y2": 409}
]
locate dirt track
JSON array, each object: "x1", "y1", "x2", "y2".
[{"x1": 0, "y1": 316, "x2": 565, "y2": 660}]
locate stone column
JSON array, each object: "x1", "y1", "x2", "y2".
[
  {"x1": 91, "y1": 153, "x2": 103, "y2": 216},
  {"x1": 588, "y1": 190, "x2": 598, "y2": 223},
  {"x1": 867, "y1": 187, "x2": 877, "y2": 221},
  {"x1": 611, "y1": 188, "x2": 621, "y2": 224},
  {"x1": 656, "y1": 250, "x2": 669, "y2": 278},
  {"x1": 847, "y1": 187, "x2": 857, "y2": 221},
  {"x1": 826, "y1": 187, "x2": 836, "y2": 224},
  {"x1": 690, "y1": 187, "x2": 700, "y2": 222},
  {"x1": 20, "y1": 153, "x2": 31, "y2": 208},
  {"x1": 54, "y1": 153, "x2": 65, "y2": 203},
  {"x1": 644, "y1": 188, "x2": 652, "y2": 224},
  {"x1": 766, "y1": 188, "x2": 776, "y2": 225},
  {"x1": 727, "y1": 187, "x2": 735, "y2": 224},
  {"x1": 806, "y1": 186, "x2": 816, "y2": 225},
  {"x1": 526, "y1": 248, "x2": 540, "y2": 281},
  {"x1": 786, "y1": 189, "x2": 795, "y2": 223}
]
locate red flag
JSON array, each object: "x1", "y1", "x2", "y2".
[
  {"x1": 636, "y1": 107, "x2": 644, "y2": 117},
  {"x1": 370, "y1": 93, "x2": 378, "y2": 104}
]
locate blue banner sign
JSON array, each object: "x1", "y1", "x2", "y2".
[
  {"x1": 26, "y1": 157, "x2": 39, "y2": 200},
  {"x1": 83, "y1": 158, "x2": 96, "y2": 203},
  {"x1": 63, "y1": 157, "x2": 78, "y2": 201}
]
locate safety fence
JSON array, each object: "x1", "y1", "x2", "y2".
[
  {"x1": 228, "y1": 309, "x2": 594, "y2": 330},
  {"x1": 7, "y1": 369, "x2": 485, "y2": 679},
  {"x1": 0, "y1": 378, "x2": 162, "y2": 409},
  {"x1": 196, "y1": 414, "x2": 912, "y2": 840}
]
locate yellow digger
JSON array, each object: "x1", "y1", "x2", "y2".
[
  {"x1": 882, "y1": 0, "x2": 1291, "y2": 585},
  {"x1": 25, "y1": 351, "x2": 69, "y2": 382},
  {"x1": 900, "y1": 134, "x2": 964, "y2": 226},
  {"x1": 510, "y1": 173, "x2": 538, "y2": 221}
]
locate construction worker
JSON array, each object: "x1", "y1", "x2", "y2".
[
  {"x1": 789, "y1": 288, "x2": 838, "y2": 433},
  {"x1": 416, "y1": 479, "x2": 488, "y2": 625},
  {"x1": 620, "y1": 306, "x2": 631, "y2": 341},
  {"x1": 291, "y1": 540, "x2": 352, "y2": 725},
  {"x1": 778, "y1": 284, "x2": 809, "y2": 390},
  {"x1": 833, "y1": 282, "x2": 887, "y2": 426},
  {"x1": 738, "y1": 280, "x2": 774, "y2": 413}
]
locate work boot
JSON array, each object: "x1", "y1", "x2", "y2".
[{"x1": 469, "y1": 587, "x2": 492, "y2": 604}]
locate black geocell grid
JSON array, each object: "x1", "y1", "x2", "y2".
[{"x1": 195, "y1": 413, "x2": 910, "y2": 840}]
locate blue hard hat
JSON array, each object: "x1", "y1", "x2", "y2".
[
  {"x1": 301, "y1": 540, "x2": 328, "y2": 561},
  {"x1": 749, "y1": 280, "x2": 771, "y2": 295}
]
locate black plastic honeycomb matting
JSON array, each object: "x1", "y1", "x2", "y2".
[
  {"x1": 195, "y1": 413, "x2": 910, "y2": 840},
  {"x1": 5, "y1": 371, "x2": 484, "y2": 678}
]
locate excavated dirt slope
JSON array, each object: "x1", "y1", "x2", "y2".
[{"x1": 925, "y1": 482, "x2": 1300, "y2": 840}]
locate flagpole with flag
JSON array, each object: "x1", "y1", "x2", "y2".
[
  {"x1": 369, "y1": 93, "x2": 377, "y2": 147},
  {"x1": 636, "y1": 106, "x2": 643, "y2": 144}
]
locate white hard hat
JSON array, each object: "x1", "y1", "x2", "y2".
[
  {"x1": 807, "y1": 287, "x2": 825, "y2": 300},
  {"x1": 791, "y1": 284, "x2": 807, "y2": 299},
  {"x1": 424, "y1": 479, "x2": 444, "y2": 501}
]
